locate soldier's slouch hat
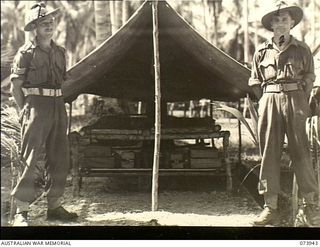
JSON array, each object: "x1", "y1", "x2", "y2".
[
  {"x1": 261, "y1": 1, "x2": 303, "y2": 31},
  {"x1": 24, "y1": 2, "x2": 60, "y2": 32}
]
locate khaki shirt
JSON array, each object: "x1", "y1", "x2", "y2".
[
  {"x1": 249, "y1": 36, "x2": 315, "y2": 90},
  {"x1": 10, "y1": 38, "x2": 66, "y2": 89}
]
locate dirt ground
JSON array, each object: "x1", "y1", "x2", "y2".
[
  {"x1": 1, "y1": 117, "x2": 264, "y2": 227},
  {"x1": 1, "y1": 172, "x2": 262, "y2": 227},
  {"x1": 0, "y1": 118, "x2": 299, "y2": 227},
  {"x1": 2, "y1": 119, "x2": 317, "y2": 227}
]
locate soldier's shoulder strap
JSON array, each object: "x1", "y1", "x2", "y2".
[
  {"x1": 256, "y1": 41, "x2": 269, "y2": 52},
  {"x1": 19, "y1": 41, "x2": 35, "y2": 54}
]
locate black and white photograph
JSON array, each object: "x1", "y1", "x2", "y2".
[{"x1": 1, "y1": 0, "x2": 320, "y2": 240}]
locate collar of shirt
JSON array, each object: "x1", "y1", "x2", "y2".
[
  {"x1": 258, "y1": 35, "x2": 299, "y2": 52},
  {"x1": 29, "y1": 37, "x2": 59, "y2": 52}
]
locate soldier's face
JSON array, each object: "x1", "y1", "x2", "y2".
[
  {"x1": 270, "y1": 11, "x2": 295, "y2": 35},
  {"x1": 36, "y1": 16, "x2": 55, "y2": 39}
]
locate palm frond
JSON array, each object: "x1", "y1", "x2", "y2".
[
  {"x1": 1, "y1": 105, "x2": 21, "y2": 165},
  {"x1": 246, "y1": 95, "x2": 259, "y2": 142},
  {"x1": 237, "y1": 163, "x2": 261, "y2": 192},
  {"x1": 216, "y1": 105, "x2": 258, "y2": 146}
]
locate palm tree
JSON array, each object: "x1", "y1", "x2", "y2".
[
  {"x1": 122, "y1": 0, "x2": 130, "y2": 23},
  {"x1": 53, "y1": 1, "x2": 95, "y2": 67},
  {"x1": 94, "y1": 1, "x2": 112, "y2": 46}
]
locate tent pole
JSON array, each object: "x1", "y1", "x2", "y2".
[
  {"x1": 151, "y1": 0, "x2": 161, "y2": 212},
  {"x1": 238, "y1": 100, "x2": 242, "y2": 166}
]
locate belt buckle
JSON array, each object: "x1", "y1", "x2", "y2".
[
  {"x1": 48, "y1": 89, "x2": 54, "y2": 96},
  {"x1": 279, "y1": 83, "x2": 284, "y2": 92}
]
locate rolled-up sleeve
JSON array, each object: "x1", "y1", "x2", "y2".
[
  {"x1": 10, "y1": 51, "x2": 27, "y2": 82},
  {"x1": 248, "y1": 51, "x2": 262, "y2": 87}
]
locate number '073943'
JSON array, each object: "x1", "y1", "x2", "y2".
[{"x1": 300, "y1": 241, "x2": 319, "y2": 246}]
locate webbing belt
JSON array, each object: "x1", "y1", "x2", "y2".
[
  {"x1": 22, "y1": 88, "x2": 62, "y2": 97},
  {"x1": 263, "y1": 82, "x2": 302, "y2": 93}
]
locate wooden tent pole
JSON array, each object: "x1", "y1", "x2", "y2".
[
  {"x1": 151, "y1": 0, "x2": 161, "y2": 212},
  {"x1": 238, "y1": 100, "x2": 242, "y2": 165}
]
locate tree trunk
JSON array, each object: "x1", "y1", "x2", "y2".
[
  {"x1": 202, "y1": 0, "x2": 210, "y2": 41},
  {"x1": 110, "y1": 0, "x2": 131, "y2": 114},
  {"x1": 243, "y1": 0, "x2": 249, "y2": 65},
  {"x1": 213, "y1": 2, "x2": 218, "y2": 46},
  {"x1": 114, "y1": 1, "x2": 123, "y2": 31},
  {"x1": 122, "y1": 0, "x2": 130, "y2": 23},
  {"x1": 254, "y1": 0, "x2": 259, "y2": 49},
  {"x1": 110, "y1": 1, "x2": 116, "y2": 34},
  {"x1": 311, "y1": 0, "x2": 316, "y2": 50},
  {"x1": 94, "y1": 1, "x2": 111, "y2": 46}
]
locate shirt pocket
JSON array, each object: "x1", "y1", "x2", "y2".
[
  {"x1": 285, "y1": 60, "x2": 303, "y2": 77},
  {"x1": 259, "y1": 58, "x2": 277, "y2": 81},
  {"x1": 27, "y1": 60, "x2": 48, "y2": 85}
]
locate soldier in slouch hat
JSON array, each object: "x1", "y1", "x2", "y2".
[
  {"x1": 10, "y1": 2, "x2": 78, "y2": 226},
  {"x1": 249, "y1": 1, "x2": 320, "y2": 226}
]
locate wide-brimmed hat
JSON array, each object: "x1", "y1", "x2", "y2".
[
  {"x1": 261, "y1": 1, "x2": 303, "y2": 32},
  {"x1": 24, "y1": 2, "x2": 60, "y2": 31}
]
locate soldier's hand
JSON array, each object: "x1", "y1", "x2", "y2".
[
  {"x1": 309, "y1": 87, "x2": 320, "y2": 116},
  {"x1": 310, "y1": 86, "x2": 320, "y2": 102}
]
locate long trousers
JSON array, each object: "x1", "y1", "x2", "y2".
[
  {"x1": 11, "y1": 95, "x2": 69, "y2": 208},
  {"x1": 257, "y1": 90, "x2": 318, "y2": 205}
]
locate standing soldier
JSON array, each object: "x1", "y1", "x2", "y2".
[
  {"x1": 10, "y1": 2, "x2": 78, "y2": 226},
  {"x1": 249, "y1": 1, "x2": 319, "y2": 226}
]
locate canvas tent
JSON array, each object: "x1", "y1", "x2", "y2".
[{"x1": 62, "y1": 1, "x2": 254, "y2": 103}]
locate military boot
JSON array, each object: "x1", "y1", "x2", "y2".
[
  {"x1": 305, "y1": 204, "x2": 320, "y2": 227},
  {"x1": 252, "y1": 207, "x2": 280, "y2": 226},
  {"x1": 47, "y1": 206, "x2": 78, "y2": 222},
  {"x1": 12, "y1": 211, "x2": 28, "y2": 227}
]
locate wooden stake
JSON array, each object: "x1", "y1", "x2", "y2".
[
  {"x1": 138, "y1": 101, "x2": 142, "y2": 114},
  {"x1": 292, "y1": 173, "x2": 298, "y2": 224},
  {"x1": 152, "y1": 0, "x2": 161, "y2": 211},
  {"x1": 9, "y1": 149, "x2": 17, "y2": 224}
]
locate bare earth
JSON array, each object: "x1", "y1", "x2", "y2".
[
  {"x1": 8, "y1": 176, "x2": 261, "y2": 227},
  {"x1": 1, "y1": 118, "x2": 262, "y2": 227}
]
